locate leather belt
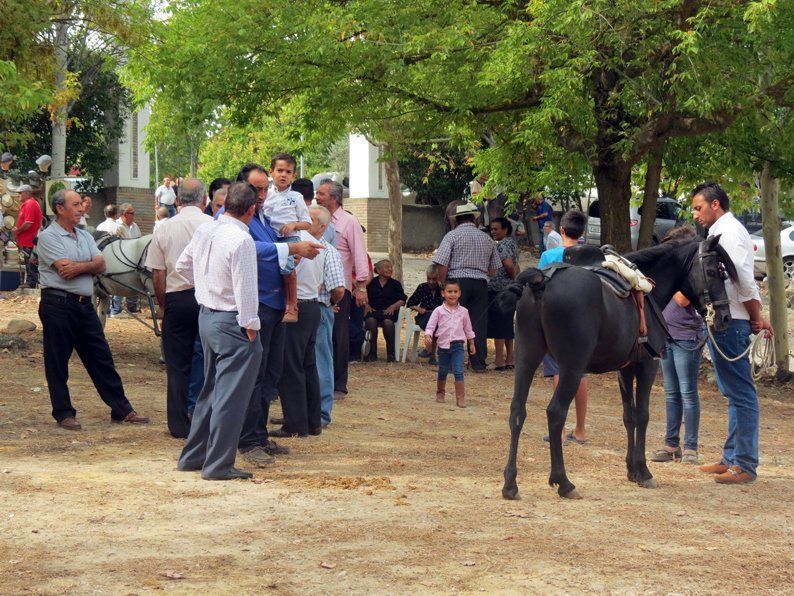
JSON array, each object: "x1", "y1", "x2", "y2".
[
  {"x1": 297, "y1": 298, "x2": 318, "y2": 303},
  {"x1": 42, "y1": 288, "x2": 92, "y2": 304}
]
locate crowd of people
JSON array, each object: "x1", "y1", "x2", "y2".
[{"x1": 20, "y1": 154, "x2": 771, "y2": 486}]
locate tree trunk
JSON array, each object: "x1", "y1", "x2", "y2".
[
  {"x1": 637, "y1": 141, "x2": 665, "y2": 249},
  {"x1": 383, "y1": 143, "x2": 403, "y2": 283},
  {"x1": 593, "y1": 162, "x2": 633, "y2": 252},
  {"x1": 50, "y1": 20, "x2": 70, "y2": 179},
  {"x1": 759, "y1": 162, "x2": 791, "y2": 380}
]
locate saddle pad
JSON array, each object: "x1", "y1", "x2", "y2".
[{"x1": 602, "y1": 254, "x2": 654, "y2": 293}]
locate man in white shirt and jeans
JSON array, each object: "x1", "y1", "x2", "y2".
[
  {"x1": 175, "y1": 182, "x2": 263, "y2": 481},
  {"x1": 154, "y1": 177, "x2": 177, "y2": 218},
  {"x1": 691, "y1": 182, "x2": 773, "y2": 485}
]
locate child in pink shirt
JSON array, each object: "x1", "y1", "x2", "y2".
[{"x1": 424, "y1": 279, "x2": 476, "y2": 407}]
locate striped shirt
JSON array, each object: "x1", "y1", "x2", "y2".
[
  {"x1": 318, "y1": 240, "x2": 345, "y2": 306},
  {"x1": 175, "y1": 215, "x2": 260, "y2": 330},
  {"x1": 433, "y1": 222, "x2": 501, "y2": 281}
]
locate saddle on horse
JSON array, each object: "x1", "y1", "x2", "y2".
[{"x1": 544, "y1": 244, "x2": 663, "y2": 360}]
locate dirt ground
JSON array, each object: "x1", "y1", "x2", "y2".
[{"x1": 1, "y1": 281, "x2": 793, "y2": 594}]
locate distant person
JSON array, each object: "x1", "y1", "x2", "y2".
[
  {"x1": 531, "y1": 195, "x2": 553, "y2": 249},
  {"x1": 314, "y1": 179, "x2": 369, "y2": 399},
  {"x1": 539, "y1": 210, "x2": 589, "y2": 445},
  {"x1": 145, "y1": 179, "x2": 212, "y2": 438},
  {"x1": 487, "y1": 217, "x2": 518, "y2": 371},
  {"x1": 425, "y1": 279, "x2": 475, "y2": 407},
  {"x1": 433, "y1": 203, "x2": 501, "y2": 373},
  {"x1": 153, "y1": 206, "x2": 170, "y2": 231},
  {"x1": 407, "y1": 263, "x2": 444, "y2": 364},
  {"x1": 364, "y1": 259, "x2": 406, "y2": 363},
  {"x1": 110, "y1": 203, "x2": 142, "y2": 316},
  {"x1": 78, "y1": 196, "x2": 92, "y2": 230},
  {"x1": 37, "y1": 189, "x2": 149, "y2": 430},
  {"x1": 543, "y1": 221, "x2": 562, "y2": 250},
  {"x1": 205, "y1": 177, "x2": 231, "y2": 216},
  {"x1": 96, "y1": 204, "x2": 122, "y2": 236},
  {"x1": 12, "y1": 185, "x2": 43, "y2": 288},
  {"x1": 155, "y1": 176, "x2": 177, "y2": 217}
]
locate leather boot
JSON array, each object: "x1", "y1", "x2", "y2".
[
  {"x1": 455, "y1": 381, "x2": 466, "y2": 408},
  {"x1": 436, "y1": 379, "x2": 446, "y2": 403}
]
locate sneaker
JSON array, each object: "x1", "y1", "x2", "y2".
[
  {"x1": 240, "y1": 446, "x2": 275, "y2": 467},
  {"x1": 681, "y1": 449, "x2": 699, "y2": 465},
  {"x1": 714, "y1": 465, "x2": 756, "y2": 485},
  {"x1": 700, "y1": 462, "x2": 729, "y2": 474}
]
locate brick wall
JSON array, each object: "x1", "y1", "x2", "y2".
[{"x1": 344, "y1": 198, "x2": 445, "y2": 253}]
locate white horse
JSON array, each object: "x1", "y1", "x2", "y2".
[{"x1": 93, "y1": 233, "x2": 161, "y2": 336}]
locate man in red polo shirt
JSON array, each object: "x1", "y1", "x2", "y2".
[{"x1": 13, "y1": 185, "x2": 43, "y2": 288}]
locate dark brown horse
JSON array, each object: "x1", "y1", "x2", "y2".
[{"x1": 498, "y1": 237, "x2": 736, "y2": 499}]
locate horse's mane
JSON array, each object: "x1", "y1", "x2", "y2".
[
  {"x1": 625, "y1": 238, "x2": 738, "y2": 282},
  {"x1": 624, "y1": 239, "x2": 691, "y2": 267}
]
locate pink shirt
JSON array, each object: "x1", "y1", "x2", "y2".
[
  {"x1": 425, "y1": 303, "x2": 475, "y2": 349},
  {"x1": 331, "y1": 207, "x2": 369, "y2": 291}
]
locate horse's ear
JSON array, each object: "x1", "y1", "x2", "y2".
[{"x1": 707, "y1": 234, "x2": 721, "y2": 249}]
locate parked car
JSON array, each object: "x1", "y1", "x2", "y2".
[
  {"x1": 752, "y1": 222, "x2": 794, "y2": 279},
  {"x1": 585, "y1": 197, "x2": 683, "y2": 250}
]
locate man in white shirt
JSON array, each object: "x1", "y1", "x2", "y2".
[
  {"x1": 145, "y1": 179, "x2": 212, "y2": 438},
  {"x1": 692, "y1": 182, "x2": 772, "y2": 485},
  {"x1": 543, "y1": 221, "x2": 563, "y2": 250},
  {"x1": 175, "y1": 182, "x2": 262, "y2": 481},
  {"x1": 108, "y1": 202, "x2": 144, "y2": 315},
  {"x1": 96, "y1": 204, "x2": 122, "y2": 236},
  {"x1": 270, "y1": 225, "x2": 327, "y2": 438},
  {"x1": 116, "y1": 203, "x2": 141, "y2": 239},
  {"x1": 154, "y1": 177, "x2": 177, "y2": 218}
]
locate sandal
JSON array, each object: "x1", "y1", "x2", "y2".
[
  {"x1": 650, "y1": 446, "x2": 682, "y2": 462},
  {"x1": 681, "y1": 449, "x2": 699, "y2": 464},
  {"x1": 565, "y1": 431, "x2": 589, "y2": 445}
]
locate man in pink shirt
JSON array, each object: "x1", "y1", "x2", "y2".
[
  {"x1": 13, "y1": 185, "x2": 43, "y2": 288},
  {"x1": 315, "y1": 180, "x2": 369, "y2": 398}
]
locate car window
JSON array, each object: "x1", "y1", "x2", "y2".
[
  {"x1": 588, "y1": 201, "x2": 600, "y2": 218},
  {"x1": 789, "y1": 230, "x2": 794, "y2": 242}
]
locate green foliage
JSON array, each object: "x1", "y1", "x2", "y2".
[
  {"x1": 10, "y1": 45, "x2": 130, "y2": 185},
  {"x1": 398, "y1": 144, "x2": 473, "y2": 207}
]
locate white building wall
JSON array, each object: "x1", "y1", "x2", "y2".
[
  {"x1": 103, "y1": 103, "x2": 151, "y2": 189},
  {"x1": 348, "y1": 134, "x2": 388, "y2": 199}
]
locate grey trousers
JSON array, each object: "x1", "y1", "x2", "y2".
[{"x1": 178, "y1": 307, "x2": 263, "y2": 479}]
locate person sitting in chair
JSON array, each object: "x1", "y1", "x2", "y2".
[
  {"x1": 364, "y1": 259, "x2": 406, "y2": 362},
  {"x1": 407, "y1": 263, "x2": 444, "y2": 364}
]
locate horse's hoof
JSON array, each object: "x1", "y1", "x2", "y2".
[
  {"x1": 637, "y1": 478, "x2": 658, "y2": 489},
  {"x1": 502, "y1": 487, "x2": 520, "y2": 500},
  {"x1": 561, "y1": 488, "x2": 582, "y2": 500}
]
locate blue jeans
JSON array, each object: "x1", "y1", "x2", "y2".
[
  {"x1": 159, "y1": 202, "x2": 176, "y2": 218},
  {"x1": 660, "y1": 339, "x2": 702, "y2": 451},
  {"x1": 187, "y1": 336, "x2": 204, "y2": 414},
  {"x1": 438, "y1": 341, "x2": 465, "y2": 381},
  {"x1": 707, "y1": 319, "x2": 759, "y2": 476},
  {"x1": 316, "y1": 304, "x2": 335, "y2": 425}
]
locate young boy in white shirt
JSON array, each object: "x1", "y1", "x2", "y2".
[{"x1": 263, "y1": 153, "x2": 312, "y2": 323}]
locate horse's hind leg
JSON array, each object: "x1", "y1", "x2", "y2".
[
  {"x1": 618, "y1": 367, "x2": 638, "y2": 482},
  {"x1": 502, "y1": 329, "x2": 544, "y2": 501},
  {"x1": 633, "y1": 360, "x2": 660, "y2": 488},
  {"x1": 547, "y1": 370, "x2": 584, "y2": 499}
]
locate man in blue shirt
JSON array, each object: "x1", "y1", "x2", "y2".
[
  {"x1": 531, "y1": 195, "x2": 554, "y2": 250},
  {"x1": 235, "y1": 163, "x2": 323, "y2": 466},
  {"x1": 538, "y1": 210, "x2": 590, "y2": 445}
]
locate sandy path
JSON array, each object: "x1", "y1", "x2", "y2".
[{"x1": 1, "y1": 290, "x2": 792, "y2": 594}]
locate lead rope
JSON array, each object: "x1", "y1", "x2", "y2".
[{"x1": 704, "y1": 304, "x2": 775, "y2": 380}]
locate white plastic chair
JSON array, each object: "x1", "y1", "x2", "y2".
[{"x1": 400, "y1": 307, "x2": 424, "y2": 363}]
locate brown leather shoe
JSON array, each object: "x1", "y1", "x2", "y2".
[
  {"x1": 57, "y1": 416, "x2": 82, "y2": 431},
  {"x1": 715, "y1": 465, "x2": 756, "y2": 485},
  {"x1": 112, "y1": 411, "x2": 150, "y2": 424},
  {"x1": 700, "y1": 462, "x2": 729, "y2": 474}
]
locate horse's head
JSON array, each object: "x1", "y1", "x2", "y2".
[{"x1": 680, "y1": 235, "x2": 735, "y2": 332}]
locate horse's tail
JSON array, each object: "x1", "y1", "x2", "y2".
[{"x1": 496, "y1": 268, "x2": 546, "y2": 313}]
